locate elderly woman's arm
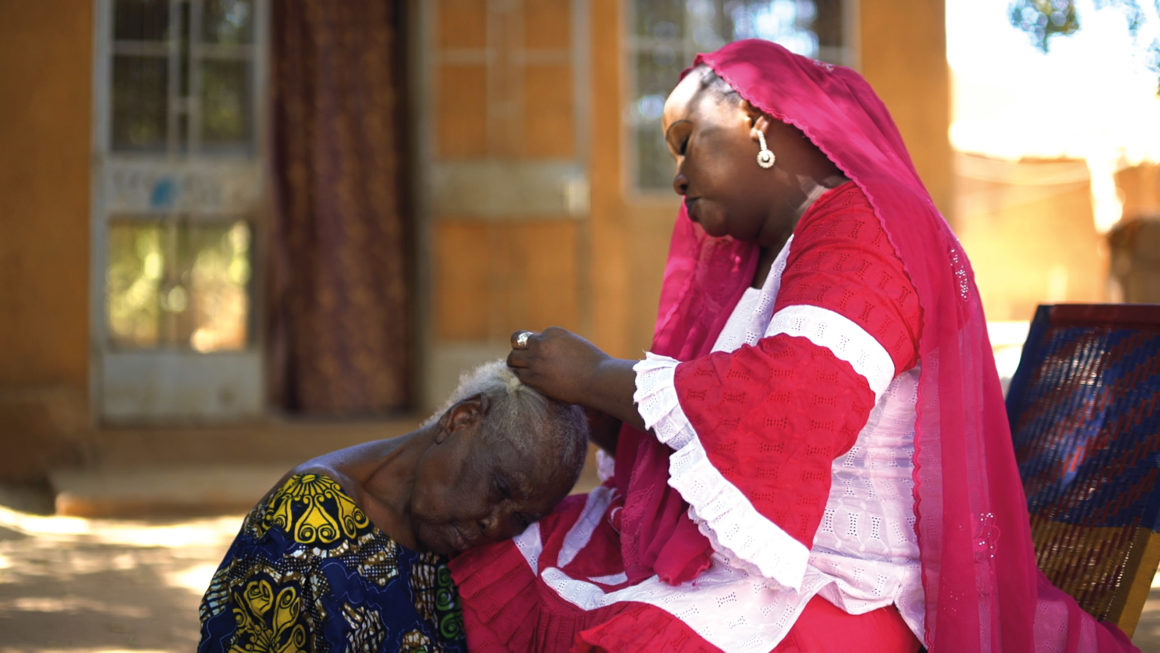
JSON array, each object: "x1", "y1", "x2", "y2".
[
  {"x1": 581, "y1": 406, "x2": 623, "y2": 454},
  {"x1": 507, "y1": 327, "x2": 646, "y2": 439}
]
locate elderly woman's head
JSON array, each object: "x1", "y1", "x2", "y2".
[{"x1": 409, "y1": 360, "x2": 588, "y2": 555}]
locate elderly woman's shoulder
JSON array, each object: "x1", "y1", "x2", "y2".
[{"x1": 245, "y1": 467, "x2": 374, "y2": 545}]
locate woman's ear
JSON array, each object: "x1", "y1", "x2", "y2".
[
  {"x1": 435, "y1": 394, "x2": 490, "y2": 444},
  {"x1": 740, "y1": 101, "x2": 770, "y2": 141},
  {"x1": 740, "y1": 99, "x2": 764, "y2": 126}
]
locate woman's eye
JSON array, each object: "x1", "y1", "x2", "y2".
[
  {"x1": 492, "y1": 476, "x2": 511, "y2": 500},
  {"x1": 678, "y1": 137, "x2": 689, "y2": 156}
]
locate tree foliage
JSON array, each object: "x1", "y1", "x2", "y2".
[{"x1": 1009, "y1": 0, "x2": 1160, "y2": 88}]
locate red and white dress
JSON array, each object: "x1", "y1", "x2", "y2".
[{"x1": 451, "y1": 183, "x2": 925, "y2": 652}]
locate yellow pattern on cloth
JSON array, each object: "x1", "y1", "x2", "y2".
[
  {"x1": 259, "y1": 473, "x2": 371, "y2": 545},
  {"x1": 230, "y1": 579, "x2": 308, "y2": 653},
  {"x1": 199, "y1": 473, "x2": 466, "y2": 653}
]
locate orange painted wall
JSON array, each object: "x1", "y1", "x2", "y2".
[
  {"x1": 954, "y1": 154, "x2": 1109, "y2": 322},
  {"x1": 1118, "y1": 164, "x2": 1160, "y2": 221},
  {"x1": 0, "y1": 0, "x2": 93, "y2": 479},
  {"x1": 860, "y1": 0, "x2": 954, "y2": 226},
  {"x1": 0, "y1": 0, "x2": 974, "y2": 486}
]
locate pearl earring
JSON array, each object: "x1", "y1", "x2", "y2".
[{"x1": 756, "y1": 130, "x2": 775, "y2": 169}]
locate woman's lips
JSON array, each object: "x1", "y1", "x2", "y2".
[
  {"x1": 448, "y1": 524, "x2": 469, "y2": 553},
  {"x1": 684, "y1": 197, "x2": 699, "y2": 221}
]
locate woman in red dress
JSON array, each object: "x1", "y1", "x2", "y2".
[{"x1": 451, "y1": 39, "x2": 1138, "y2": 653}]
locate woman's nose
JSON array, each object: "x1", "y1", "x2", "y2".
[
  {"x1": 672, "y1": 170, "x2": 688, "y2": 196},
  {"x1": 479, "y1": 509, "x2": 502, "y2": 537},
  {"x1": 479, "y1": 514, "x2": 495, "y2": 534}
]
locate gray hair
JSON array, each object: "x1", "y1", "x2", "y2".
[
  {"x1": 692, "y1": 64, "x2": 742, "y2": 105},
  {"x1": 426, "y1": 359, "x2": 589, "y2": 484}
]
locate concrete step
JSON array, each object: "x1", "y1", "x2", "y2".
[
  {"x1": 79, "y1": 417, "x2": 420, "y2": 468},
  {"x1": 48, "y1": 449, "x2": 605, "y2": 518},
  {"x1": 50, "y1": 464, "x2": 293, "y2": 517},
  {"x1": 47, "y1": 418, "x2": 423, "y2": 517}
]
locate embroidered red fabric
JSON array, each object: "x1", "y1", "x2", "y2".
[
  {"x1": 673, "y1": 184, "x2": 919, "y2": 549},
  {"x1": 774, "y1": 184, "x2": 921, "y2": 372}
]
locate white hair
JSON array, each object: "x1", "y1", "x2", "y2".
[{"x1": 425, "y1": 359, "x2": 589, "y2": 483}]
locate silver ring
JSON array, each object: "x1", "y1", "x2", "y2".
[{"x1": 512, "y1": 330, "x2": 533, "y2": 350}]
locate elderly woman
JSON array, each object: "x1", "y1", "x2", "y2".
[
  {"x1": 198, "y1": 360, "x2": 588, "y2": 652},
  {"x1": 450, "y1": 40, "x2": 1138, "y2": 652}
]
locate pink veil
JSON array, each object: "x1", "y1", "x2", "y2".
[{"x1": 614, "y1": 39, "x2": 1134, "y2": 651}]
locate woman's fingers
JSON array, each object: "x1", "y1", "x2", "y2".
[
  {"x1": 508, "y1": 329, "x2": 537, "y2": 371},
  {"x1": 506, "y1": 348, "x2": 528, "y2": 371},
  {"x1": 510, "y1": 329, "x2": 535, "y2": 351}
]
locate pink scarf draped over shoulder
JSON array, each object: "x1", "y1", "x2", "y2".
[{"x1": 612, "y1": 39, "x2": 1135, "y2": 652}]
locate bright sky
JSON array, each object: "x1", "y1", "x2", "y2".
[{"x1": 945, "y1": 0, "x2": 1160, "y2": 164}]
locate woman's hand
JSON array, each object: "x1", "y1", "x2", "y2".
[
  {"x1": 507, "y1": 327, "x2": 605, "y2": 404},
  {"x1": 508, "y1": 327, "x2": 645, "y2": 431}
]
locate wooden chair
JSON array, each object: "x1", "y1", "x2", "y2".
[{"x1": 1005, "y1": 303, "x2": 1160, "y2": 637}]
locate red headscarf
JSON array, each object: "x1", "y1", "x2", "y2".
[{"x1": 613, "y1": 39, "x2": 1134, "y2": 651}]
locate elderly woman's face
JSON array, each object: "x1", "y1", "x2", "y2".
[
  {"x1": 407, "y1": 400, "x2": 575, "y2": 556},
  {"x1": 662, "y1": 69, "x2": 779, "y2": 246}
]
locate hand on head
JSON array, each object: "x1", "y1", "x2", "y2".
[{"x1": 506, "y1": 327, "x2": 611, "y2": 406}]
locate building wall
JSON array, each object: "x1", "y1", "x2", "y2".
[
  {"x1": 954, "y1": 153, "x2": 1109, "y2": 322},
  {"x1": 1117, "y1": 164, "x2": 1160, "y2": 222},
  {"x1": 416, "y1": 0, "x2": 591, "y2": 409},
  {"x1": 0, "y1": 0, "x2": 94, "y2": 481},
  {"x1": 955, "y1": 159, "x2": 1160, "y2": 323},
  {"x1": 860, "y1": 0, "x2": 954, "y2": 226},
  {"x1": 0, "y1": 0, "x2": 1003, "y2": 486},
  {"x1": 1108, "y1": 164, "x2": 1160, "y2": 303}
]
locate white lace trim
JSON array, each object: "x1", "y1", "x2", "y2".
[
  {"x1": 669, "y1": 437, "x2": 811, "y2": 591},
  {"x1": 513, "y1": 521, "x2": 542, "y2": 572},
  {"x1": 633, "y1": 354, "x2": 695, "y2": 450},
  {"x1": 766, "y1": 304, "x2": 895, "y2": 400},
  {"x1": 595, "y1": 449, "x2": 616, "y2": 483},
  {"x1": 537, "y1": 555, "x2": 815, "y2": 652},
  {"x1": 634, "y1": 354, "x2": 811, "y2": 591},
  {"x1": 558, "y1": 486, "x2": 616, "y2": 568}
]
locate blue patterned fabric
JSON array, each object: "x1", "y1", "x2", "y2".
[
  {"x1": 1007, "y1": 305, "x2": 1160, "y2": 530},
  {"x1": 1005, "y1": 303, "x2": 1160, "y2": 628},
  {"x1": 199, "y1": 473, "x2": 467, "y2": 652}
]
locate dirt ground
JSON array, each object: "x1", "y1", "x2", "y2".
[
  {"x1": 0, "y1": 499, "x2": 239, "y2": 652},
  {"x1": 2, "y1": 490, "x2": 1160, "y2": 652}
]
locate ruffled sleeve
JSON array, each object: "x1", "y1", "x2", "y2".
[
  {"x1": 635, "y1": 353, "x2": 819, "y2": 589},
  {"x1": 634, "y1": 184, "x2": 922, "y2": 591}
]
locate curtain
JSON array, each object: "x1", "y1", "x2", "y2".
[{"x1": 268, "y1": 0, "x2": 412, "y2": 415}]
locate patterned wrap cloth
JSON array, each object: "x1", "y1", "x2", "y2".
[{"x1": 199, "y1": 473, "x2": 467, "y2": 653}]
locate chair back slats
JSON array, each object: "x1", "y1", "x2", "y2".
[{"x1": 1006, "y1": 303, "x2": 1160, "y2": 636}]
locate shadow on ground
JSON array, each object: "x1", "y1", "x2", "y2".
[
  {"x1": 0, "y1": 503, "x2": 240, "y2": 653},
  {"x1": 1, "y1": 487, "x2": 1159, "y2": 652}
]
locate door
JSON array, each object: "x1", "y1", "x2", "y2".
[{"x1": 91, "y1": 0, "x2": 269, "y2": 422}]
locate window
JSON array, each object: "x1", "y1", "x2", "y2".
[
  {"x1": 93, "y1": 0, "x2": 268, "y2": 420},
  {"x1": 626, "y1": 0, "x2": 850, "y2": 192},
  {"x1": 104, "y1": 0, "x2": 260, "y2": 354},
  {"x1": 106, "y1": 217, "x2": 252, "y2": 352},
  {"x1": 110, "y1": 0, "x2": 257, "y2": 155}
]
